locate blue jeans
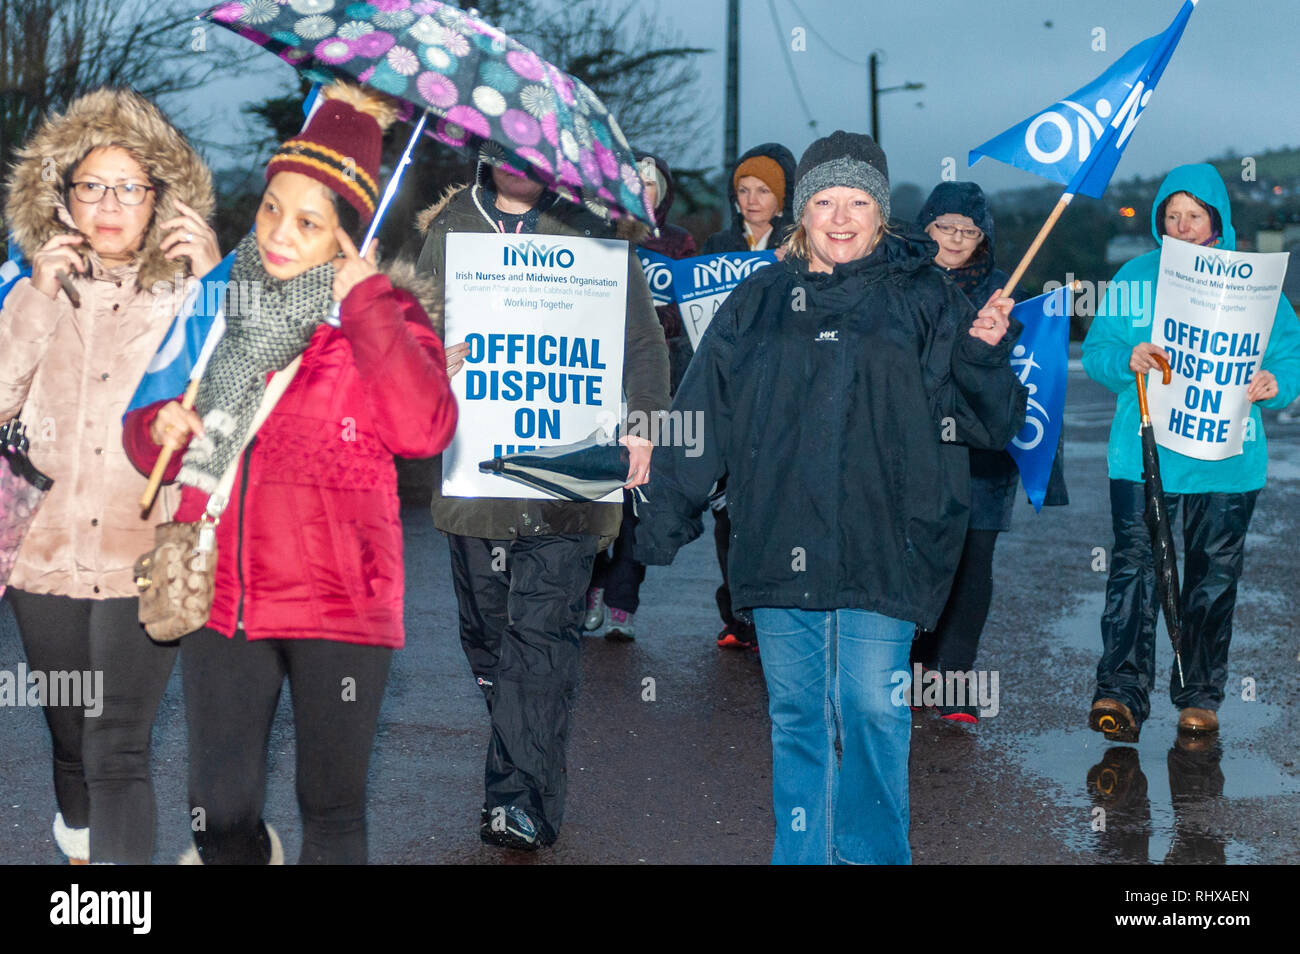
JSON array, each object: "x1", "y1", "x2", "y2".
[{"x1": 753, "y1": 607, "x2": 913, "y2": 865}]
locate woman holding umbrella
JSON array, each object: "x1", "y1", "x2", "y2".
[
  {"x1": 1, "y1": 88, "x2": 219, "y2": 864},
  {"x1": 636, "y1": 131, "x2": 1027, "y2": 864},
  {"x1": 1082, "y1": 163, "x2": 1300, "y2": 741},
  {"x1": 124, "y1": 82, "x2": 457, "y2": 863}
]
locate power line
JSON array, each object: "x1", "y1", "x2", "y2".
[
  {"x1": 783, "y1": 0, "x2": 868, "y2": 67},
  {"x1": 766, "y1": 0, "x2": 819, "y2": 131}
]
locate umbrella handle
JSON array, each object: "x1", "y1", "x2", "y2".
[
  {"x1": 1134, "y1": 352, "x2": 1172, "y2": 423},
  {"x1": 1152, "y1": 352, "x2": 1171, "y2": 385}
]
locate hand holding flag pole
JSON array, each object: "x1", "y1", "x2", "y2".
[
  {"x1": 971, "y1": 1, "x2": 1198, "y2": 298},
  {"x1": 138, "y1": 305, "x2": 226, "y2": 514}
]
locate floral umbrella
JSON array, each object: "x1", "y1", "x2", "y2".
[{"x1": 203, "y1": 0, "x2": 656, "y2": 229}]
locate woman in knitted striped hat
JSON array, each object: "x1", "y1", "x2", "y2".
[{"x1": 124, "y1": 81, "x2": 457, "y2": 864}]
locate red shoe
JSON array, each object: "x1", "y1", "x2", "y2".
[
  {"x1": 716, "y1": 625, "x2": 757, "y2": 651},
  {"x1": 941, "y1": 710, "x2": 979, "y2": 725}
]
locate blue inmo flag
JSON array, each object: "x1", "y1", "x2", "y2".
[
  {"x1": 1007, "y1": 285, "x2": 1072, "y2": 511},
  {"x1": 636, "y1": 248, "x2": 676, "y2": 307},
  {"x1": 123, "y1": 253, "x2": 234, "y2": 416},
  {"x1": 970, "y1": 0, "x2": 1196, "y2": 198}
]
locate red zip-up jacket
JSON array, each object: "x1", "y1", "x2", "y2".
[{"x1": 123, "y1": 272, "x2": 457, "y2": 648}]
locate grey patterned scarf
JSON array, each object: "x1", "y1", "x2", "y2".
[{"x1": 178, "y1": 232, "x2": 335, "y2": 493}]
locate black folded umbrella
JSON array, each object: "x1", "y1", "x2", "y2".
[
  {"x1": 1135, "y1": 355, "x2": 1185, "y2": 688},
  {"x1": 479, "y1": 430, "x2": 629, "y2": 503}
]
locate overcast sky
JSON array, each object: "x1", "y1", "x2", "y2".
[{"x1": 195, "y1": 0, "x2": 1298, "y2": 196}]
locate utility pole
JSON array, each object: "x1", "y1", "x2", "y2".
[
  {"x1": 724, "y1": 0, "x2": 739, "y2": 171},
  {"x1": 869, "y1": 51, "x2": 924, "y2": 145}
]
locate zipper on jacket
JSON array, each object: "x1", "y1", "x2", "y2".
[{"x1": 235, "y1": 437, "x2": 256, "y2": 632}]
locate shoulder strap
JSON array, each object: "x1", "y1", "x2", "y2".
[{"x1": 205, "y1": 355, "x2": 303, "y2": 518}]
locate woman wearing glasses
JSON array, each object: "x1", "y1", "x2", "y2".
[
  {"x1": 910, "y1": 182, "x2": 1066, "y2": 723},
  {"x1": 0, "y1": 88, "x2": 219, "y2": 863}
]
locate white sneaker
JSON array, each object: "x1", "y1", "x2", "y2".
[
  {"x1": 605, "y1": 607, "x2": 636, "y2": 641},
  {"x1": 583, "y1": 587, "x2": 607, "y2": 632}
]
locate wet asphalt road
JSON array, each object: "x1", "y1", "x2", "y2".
[{"x1": 2, "y1": 345, "x2": 1298, "y2": 865}]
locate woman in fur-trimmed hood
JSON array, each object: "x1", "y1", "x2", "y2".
[
  {"x1": 0, "y1": 86, "x2": 219, "y2": 865},
  {"x1": 5, "y1": 86, "x2": 216, "y2": 291}
]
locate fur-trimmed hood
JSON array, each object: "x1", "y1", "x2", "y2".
[
  {"x1": 4, "y1": 87, "x2": 214, "y2": 292},
  {"x1": 382, "y1": 256, "x2": 441, "y2": 324}
]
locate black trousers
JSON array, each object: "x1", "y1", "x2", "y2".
[
  {"x1": 911, "y1": 529, "x2": 999, "y2": 675},
  {"x1": 183, "y1": 628, "x2": 392, "y2": 864},
  {"x1": 590, "y1": 491, "x2": 645, "y2": 613},
  {"x1": 1095, "y1": 479, "x2": 1258, "y2": 723},
  {"x1": 6, "y1": 589, "x2": 176, "y2": 864},
  {"x1": 712, "y1": 505, "x2": 754, "y2": 638},
  {"x1": 447, "y1": 532, "x2": 598, "y2": 842}
]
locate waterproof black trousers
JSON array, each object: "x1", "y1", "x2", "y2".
[
  {"x1": 447, "y1": 532, "x2": 599, "y2": 843},
  {"x1": 1095, "y1": 479, "x2": 1259, "y2": 724}
]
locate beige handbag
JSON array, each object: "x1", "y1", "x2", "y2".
[{"x1": 135, "y1": 359, "x2": 300, "y2": 642}]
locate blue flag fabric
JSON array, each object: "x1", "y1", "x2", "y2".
[
  {"x1": 1006, "y1": 286, "x2": 1072, "y2": 511},
  {"x1": 0, "y1": 237, "x2": 32, "y2": 311},
  {"x1": 123, "y1": 253, "x2": 235, "y2": 416},
  {"x1": 970, "y1": 0, "x2": 1196, "y2": 198},
  {"x1": 636, "y1": 248, "x2": 676, "y2": 308}
]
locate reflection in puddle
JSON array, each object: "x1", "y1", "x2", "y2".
[
  {"x1": 1086, "y1": 739, "x2": 1230, "y2": 864},
  {"x1": 1001, "y1": 589, "x2": 1299, "y2": 863}
]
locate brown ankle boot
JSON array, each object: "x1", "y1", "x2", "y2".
[
  {"x1": 1089, "y1": 698, "x2": 1140, "y2": 742},
  {"x1": 1177, "y1": 707, "x2": 1218, "y2": 733}
]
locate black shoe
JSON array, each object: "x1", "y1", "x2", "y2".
[{"x1": 480, "y1": 805, "x2": 551, "y2": 851}]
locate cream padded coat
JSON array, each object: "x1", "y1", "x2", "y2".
[{"x1": 0, "y1": 263, "x2": 186, "y2": 597}]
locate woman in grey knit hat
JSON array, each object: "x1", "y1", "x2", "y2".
[{"x1": 637, "y1": 131, "x2": 1027, "y2": 864}]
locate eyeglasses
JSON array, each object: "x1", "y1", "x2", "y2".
[
  {"x1": 69, "y1": 181, "x2": 155, "y2": 206},
  {"x1": 931, "y1": 223, "x2": 983, "y2": 241}
]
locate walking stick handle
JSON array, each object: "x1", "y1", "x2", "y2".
[{"x1": 139, "y1": 378, "x2": 200, "y2": 515}]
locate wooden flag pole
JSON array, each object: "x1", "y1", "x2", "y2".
[
  {"x1": 994, "y1": 192, "x2": 1074, "y2": 299},
  {"x1": 139, "y1": 377, "x2": 200, "y2": 515}
]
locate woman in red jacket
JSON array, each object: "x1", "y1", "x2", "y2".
[{"x1": 123, "y1": 83, "x2": 456, "y2": 863}]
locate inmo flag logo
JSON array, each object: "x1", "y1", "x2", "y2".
[
  {"x1": 1022, "y1": 80, "x2": 1154, "y2": 166},
  {"x1": 970, "y1": 1, "x2": 1196, "y2": 199}
]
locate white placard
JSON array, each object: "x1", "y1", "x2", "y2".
[
  {"x1": 442, "y1": 232, "x2": 627, "y2": 499},
  {"x1": 1148, "y1": 237, "x2": 1289, "y2": 460}
]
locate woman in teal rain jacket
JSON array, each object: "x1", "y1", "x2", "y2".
[{"x1": 1082, "y1": 163, "x2": 1300, "y2": 741}]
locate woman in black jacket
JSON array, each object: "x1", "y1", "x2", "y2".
[{"x1": 636, "y1": 132, "x2": 1027, "y2": 864}]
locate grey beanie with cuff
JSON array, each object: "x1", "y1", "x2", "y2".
[{"x1": 792, "y1": 130, "x2": 890, "y2": 223}]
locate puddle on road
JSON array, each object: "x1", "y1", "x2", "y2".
[{"x1": 1000, "y1": 589, "x2": 1299, "y2": 864}]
